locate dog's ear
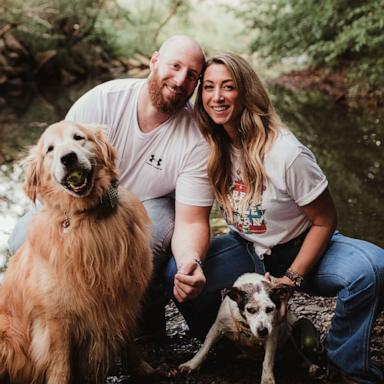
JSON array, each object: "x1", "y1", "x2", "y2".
[
  {"x1": 222, "y1": 287, "x2": 247, "y2": 311},
  {"x1": 93, "y1": 125, "x2": 117, "y2": 170},
  {"x1": 221, "y1": 288, "x2": 231, "y2": 301},
  {"x1": 23, "y1": 145, "x2": 40, "y2": 203},
  {"x1": 269, "y1": 284, "x2": 293, "y2": 309}
]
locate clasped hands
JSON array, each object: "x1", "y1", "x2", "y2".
[{"x1": 173, "y1": 259, "x2": 206, "y2": 303}]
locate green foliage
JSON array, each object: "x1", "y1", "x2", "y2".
[
  {"x1": 96, "y1": 0, "x2": 250, "y2": 57},
  {"x1": 237, "y1": 0, "x2": 384, "y2": 90},
  {"x1": 96, "y1": 0, "x2": 192, "y2": 57},
  {"x1": 1, "y1": 0, "x2": 106, "y2": 52},
  {"x1": 0, "y1": 0, "x2": 251, "y2": 81}
]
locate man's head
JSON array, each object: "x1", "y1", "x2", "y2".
[{"x1": 148, "y1": 35, "x2": 205, "y2": 115}]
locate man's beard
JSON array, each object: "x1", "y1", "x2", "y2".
[{"x1": 148, "y1": 70, "x2": 189, "y2": 115}]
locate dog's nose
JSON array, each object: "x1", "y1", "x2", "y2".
[
  {"x1": 61, "y1": 152, "x2": 78, "y2": 167},
  {"x1": 257, "y1": 326, "x2": 269, "y2": 337}
]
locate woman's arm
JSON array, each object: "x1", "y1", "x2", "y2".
[
  {"x1": 269, "y1": 188, "x2": 337, "y2": 318},
  {"x1": 275, "y1": 188, "x2": 337, "y2": 288},
  {"x1": 287, "y1": 187, "x2": 337, "y2": 279}
]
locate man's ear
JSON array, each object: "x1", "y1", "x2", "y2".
[
  {"x1": 269, "y1": 284, "x2": 293, "y2": 309},
  {"x1": 149, "y1": 51, "x2": 159, "y2": 71},
  {"x1": 222, "y1": 286, "x2": 247, "y2": 311},
  {"x1": 23, "y1": 145, "x2": 40, "y2": 203}
]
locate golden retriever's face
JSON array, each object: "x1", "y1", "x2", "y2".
[{"x1": 24, "y1": 121, "x2": 117, "y2": 204}]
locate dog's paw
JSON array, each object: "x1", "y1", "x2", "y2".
[
  {"x1": 260, "y1": 375, "x2": 275, "y2": 384},
  {"x1": 178, "y1": 360, "x2": 200, "y2": 374}
]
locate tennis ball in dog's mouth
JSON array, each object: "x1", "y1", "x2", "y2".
[
  {"x1": 303, "y1": 335, "x2": 318, "y2": 351},
  {"x1": 66, "y1": 170, "x2": 86, "y2": 187}
]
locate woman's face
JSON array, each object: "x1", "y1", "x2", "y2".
[{"x1": 202, "y1": 63, "x2": 242, "y2": 138}]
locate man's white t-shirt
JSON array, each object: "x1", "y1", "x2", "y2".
[
  {"x1": 227, "y1": 130, "x2": 328, "y2": 257},
  {"x1": 65, "y1": 78, "x2": 213, "y2": 206}
]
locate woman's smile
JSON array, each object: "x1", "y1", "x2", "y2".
[{"x1": 202, "y1": 63, "x2": 242, "y2": 134}]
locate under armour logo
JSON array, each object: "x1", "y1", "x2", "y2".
[{"x1": 147, "y1": 154, "x2": 163, "y2": 170}]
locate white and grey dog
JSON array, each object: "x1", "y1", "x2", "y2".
[{"x1": 179, "y1": 273, "x2": 294, "y2": 384}]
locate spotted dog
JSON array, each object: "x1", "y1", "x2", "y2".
[{"x1": 179, "y1": 273, "x2": 294, "y2": 384}]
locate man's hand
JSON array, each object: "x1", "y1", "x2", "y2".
[
  {"x1": 173, "y1": 260, "x2": 206, "y2": 303},
  {"x1": 171, "y1": 202, "x2": 210, "y2": 303}
]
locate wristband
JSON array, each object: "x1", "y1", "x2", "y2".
[{"x1": 284, "y1": 268, "x2": 304, "y2": 287}]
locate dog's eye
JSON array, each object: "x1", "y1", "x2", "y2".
[
  {"x1": 73, "y1": 134, "x2": 85, "y2": 141},
  {"x1": 46, "y1": 145, "x2": 54, "y2": 153},
  {"x1": 246, "y1": 307, "x2": 257, "y2": 314},
  {"x1": 265, "y1": 306, "x2": 274, "y2": 313}
]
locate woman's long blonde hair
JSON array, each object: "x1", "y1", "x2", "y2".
[{"x1": 195, "y1": 53, "x2": 283, "y2": 221}]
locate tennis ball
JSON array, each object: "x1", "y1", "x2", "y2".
[
  {"x1": 303, "y1": 336, "x2": 318, "y2": 351},
  {"x1": 67, "y1": 170, "x2": 85, "y2": 187}
]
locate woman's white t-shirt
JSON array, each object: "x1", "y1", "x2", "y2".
[{"x1": 227, "y1": 130, "x2": 328, "y2": 257}]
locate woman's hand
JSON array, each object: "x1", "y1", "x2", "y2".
[{"x1": 265, "y1": 272, "x2": 294, "y2": 321}]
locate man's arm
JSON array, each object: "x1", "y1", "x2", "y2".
[{"x1": 172, "y1": 201, "x2": 211, "y2": 303}]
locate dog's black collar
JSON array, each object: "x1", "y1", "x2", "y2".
[
  {"x1": 235, "y1": 319, "x2": 253, "y2": 339},
  {"x1": 100, "y1": 179, "x2": 119, "y2": 209}
]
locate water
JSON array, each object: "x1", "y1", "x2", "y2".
[{"x1": 0, "y1": 82, "x2": 383, "y2": 268}]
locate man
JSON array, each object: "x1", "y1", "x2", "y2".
[{"x1": 9, "y1": 35, "x2": 214, "y2": 337}]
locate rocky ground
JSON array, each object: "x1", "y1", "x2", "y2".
[{"x1": 106, "y1": 294, "x2": 384, "y2": 384}]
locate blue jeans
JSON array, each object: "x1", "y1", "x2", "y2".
[
  {"x1": 165, "y1": 230, "x2": 384, "y2": 384},
  {"x1": 9, "y1": 199, "x2": 384, "y2": 383}
]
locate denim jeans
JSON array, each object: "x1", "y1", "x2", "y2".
[
  {"x1": 9, "y1": 199, "x2": 384, "y2": 383},
  {"x1": 8, "y1": 203, "x2": 41, "y2": 255},
  {"x1": 165, "y1": 230, "x2": 384, "y2": 384},
  {"x1": 138, "y1": 197, "x2": 175, "y2": 333}
]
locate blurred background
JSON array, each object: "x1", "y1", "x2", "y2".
[{"x1": 1, "y1": 0, "x2": 383, "y2": 270}]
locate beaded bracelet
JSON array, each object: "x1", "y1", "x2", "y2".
[{"x1": 284, "y1": 268, "x2": 304, "y2": 287}]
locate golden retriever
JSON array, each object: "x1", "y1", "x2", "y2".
[{"x1": 0, "y1": 121, "x2": 153, "y2": 383}]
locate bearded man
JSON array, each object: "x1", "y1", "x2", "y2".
[
  {"x1": 64, "y1": 35, "x2": 213, "y2": 338},
  {"x1": 9, "y1": 35, "x2": 213, "y2": 339}
]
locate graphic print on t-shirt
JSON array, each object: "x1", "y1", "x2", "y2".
[{"x1": 228, "y1": 178, "x2": 266, "y2": 234}]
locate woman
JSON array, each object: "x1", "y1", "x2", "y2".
[{"x1": 167, "y1": 53, "x2": 384, "y2": 384}]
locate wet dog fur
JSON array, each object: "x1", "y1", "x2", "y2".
[
  {"x1": 179, "y1": 273, "x2": 293, "y2": 384},
  {"x1": 0, "y1": 121, "x2": 153, "y2": 383}
]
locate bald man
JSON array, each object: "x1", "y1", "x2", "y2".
[
  {"x1": 63, "y1": 35, "x2": 213, "y2": 339},
  {"x1": 9, "y1": 35, "x2": 212, "y2": 339}
]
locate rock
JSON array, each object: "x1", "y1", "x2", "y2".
[
  {"x1": 0, "y1": 52, "x2": 8, "y2": 66},
  {"x1": 3, "y1": 31, "x2": 28, "y2": 55},
  {"x1": 35, "y1": 50, "x2": 57, "y2": 71}
]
